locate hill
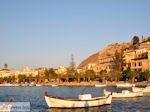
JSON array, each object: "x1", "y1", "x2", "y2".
[{"x1": 77, "y1": 42, "x2": 130, "y2": 69}]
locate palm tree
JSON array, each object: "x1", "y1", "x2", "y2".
[
  {"x1": 4, "y1": 64, "x2": 7, "y2": 69},
  {"x1": 44, "y1": 68, "x2": 56, "y2": 84},
  {"x1": 49, "y1": 68, "x2": 56, "y2": 83},
  {"x1": 35, "y1": 74, "x2": 40, "y2": 84},
  {"x1": 22, "y1": 75, "x2": 26, "y2": 84},
  {"x1": 143, "y1": 69, "x2": 150, "y2": 83},
  {"x1": 56, "y1": 74, "x2": 62, "y2": 83},
  {"x1": 18, "y1": 74, "x2": 23, "y2": 83},
  {"x1": 0, "y1": 77, "x2": 4, "y2": 84},
  {"x1": 11, "y1": 76, "x2": 16, "y2": 84},
  {"x1": 112, "y1": 71, "x2": 121, "y2": 82},
  {"x1": 113, "y1": 50, "x2": 125, "y2": 72},
  {"x1": 128, "y1": 71, "x2": 139, "y2": 83},
  {"x1": 28, "y1": 74, "x2": 33, "y2": 84},
  {"x1": 132, "y1": 36, "x2": 139, "y2": 45},
  {"x1": 85, "y1": 70, "x2": 95, "y2": 82},
  {"x1": 65, "y1": 73, "x2": 71, "y2": 82},
  {"x1": 75, "y1": 72, "x2": 82, "y2": 83},
  {"x1": 99, "y1": 70, "x2": 108, "y2": 83}
]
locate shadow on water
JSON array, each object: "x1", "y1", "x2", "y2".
[{"x1": 46, "y1": 105, "x2": 112, "y2": 112}]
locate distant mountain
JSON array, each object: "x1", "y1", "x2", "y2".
[{"x1": 77, "y1": 42, "x2": 130, "y2": 69}]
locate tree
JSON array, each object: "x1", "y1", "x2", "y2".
[
  {"x1": 143, "y1": 69, "x2": 150, "y2": 82},
  {"x1": 56, "y1": 74, "x2": 62, "y2": 83},
  {"x1": 44, "y1": 68, "x2": 56, "y2": 84},
  {"x1": 132, "y1": 36, "x2": 139, "y2": 45},
  {"x1": 28, "y1": 74, "x2": 33, "y2": 84},
  {"x1": 112, "y1": 71, "x2": 122, "y2": 82},
  {"x1": 99, "y1": 70, "x2": 108, "y2": 83},
  {"x1": 11, "y1": 76, "x2": 16, "y2": 83},
  {"x1": 121, "y1": 67, "x2": 131, "y2": 81},
  {"x1": 128, "y1": 71, "x2": 139, "y2": 83},
  {"x1": 113, "y1": 49, "x2": 125, "y2": 72},
  {"x1": 75, "y1": 72, "x2": 82, "y2": 83},
  {"x1": 4, "y1": 64, "x2": 7, "y2": 69},
  {"x1": 148, "y1": 37, "x2": 150, "y2": 42},
  {"x1": 34, "y1": 74, "x2": 40, "y2": 84},
  {"x1": 85, "y1": 70, "x2": 95, "y2": 82},
  {"x1": 70, "y1": 54, "x2": 75, "y2": 71},
  {"x1": 0, "y1": 77, "x2": 4, "y2": 84}
]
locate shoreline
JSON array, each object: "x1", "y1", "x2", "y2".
[
  {"x1": 0, "y1": 81, "x2": 149, "y2": 87},
  {"x1": 56, "y1": 82, "x2": 148, "y2": 87}
]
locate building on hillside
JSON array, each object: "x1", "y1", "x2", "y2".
[
  {"x1": 130, "y1": 42, "x2": 150, "y2": 72},
  {"x1": 15, "y1": 66, "x2": 38, "y2": 77},
  {"x1": 142, "y1": 37, "x2": 149, "y2": 42},
  {"x1": 76, "y1": 69, "x2": 83, "y2": 73},
  {"x1": 98, "y1": 56, "x2": 114, "y2": 73},
  {"x1": 55, "y1": 66, "x2": 68, "y2": 74},
  {"x1": 0, "y1": 69, "x2": 15, "y2": 77},
  {"x1": 124, "y1": 49, "x2": 135, "y2": 70},
  {"x1": 77, "y1": 63, "x2": 98, "y2": 74},
  {"x1": 87, "y1": 63, "x2": 96, "y2": 70},
  {"x1": 36, "y1": 68, "x2": 47, "y2": 77},
  {"x1": 0, "y1": 64, "x2": 15, "y2": 77}
]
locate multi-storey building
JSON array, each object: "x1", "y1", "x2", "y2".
[
  {"x1": 130, "y1": 42, "x2": 150, "y2": 72},
  {"x1": 98, "y1": 56, "x2": 114, "y2": 73}
]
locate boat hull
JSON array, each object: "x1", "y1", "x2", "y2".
[
  {"x1": 116, "y1": 83, "x2": 135, "y2": 88},
  {"x1": 104, "y1": 90, "x2": 143, "y2": 98},
  {"x1": 45, "y1": 95, "x2": 112, "y2": 108},
  {"x1": 132, "y1": 87, "x2": 150, "y2": 93},
  {"x1": 95, "y1": 84, "x2": 106, "y2": 87}
]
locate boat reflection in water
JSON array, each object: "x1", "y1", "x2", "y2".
[{"x1": 46, "y1": 105, "x2": 112, "y2": 112}]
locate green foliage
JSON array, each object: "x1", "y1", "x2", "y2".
[
  {"x1": 70, "y1": 54, "x2": 75, "y2": 71},
  {"x1": 18, "y1": 74, "x2": 26, "y2": 82},
  {"x1": 84, "y1": 70, "x2": 96, "y2": 81},
  {"x1": 132, "y1": 36, "x2": 139, "y2": 45},
  {"x1": 99, "y1": 70, "x2": 108, "y2": 82},
  {"x1": 129, "y1": 44, "x2": 138, "y2": 50},
  {"x1": 148, "y1": 37, "x2": 150, "y2": 42},
  {"x1": 121, "y1": 67, "x2": 131, "y2": 81},
  {"x1": 112, "y1": 71, "x2": 122, "y2": 82},
  {"x1": 44, "y1": 68, "x2": 56, "y2": 79},
  {"x1": 113, "y1": 49, "x2": 125, "y2": 71},
  {"x1": 143, "y1": 69, "x2": 150, "y2": 80},
  {"x1": 128, "y1": 71, "x2": 139, "y2": 79}
]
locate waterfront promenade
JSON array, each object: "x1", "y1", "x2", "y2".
[{"x1": 1, "y1": 81, "x2": 147, "y2": 87}]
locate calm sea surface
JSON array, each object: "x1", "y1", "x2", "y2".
[{"x1": 0, "y1": 86, "x2": 150, "y2": 112}]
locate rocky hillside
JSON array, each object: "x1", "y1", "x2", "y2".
[{"x1": 77, "y1": 42, "x2": 130, "y2": 69}]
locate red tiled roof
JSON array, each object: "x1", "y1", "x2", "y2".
[{"x1": 0, "y1": 69, "x2": 10, "y2": 71}]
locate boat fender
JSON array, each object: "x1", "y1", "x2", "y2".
[
  {"x1": 45, "y1": 92, "x2": 48, "y2": 96},
  {"x1": 9, "y1": 97, "x2": 14, "y2": 102}
]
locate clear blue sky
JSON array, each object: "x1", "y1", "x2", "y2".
[{"x1": 0, "y1": 0, "x2": 150, "y2": 69}]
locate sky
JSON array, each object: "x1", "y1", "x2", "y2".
[{"x1": 0, "y1": 0, "x2": 150, "y2": 70}]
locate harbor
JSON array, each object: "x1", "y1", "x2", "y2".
[{"x1": 0, "y1": 86, "x2": 150, "y2": 111}]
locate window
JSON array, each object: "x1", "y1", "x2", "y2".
[
  {"x1": 134, "y1": 69, "x2": 137, "y2": 71},
  {"x1": 134, "y1": 63, "x2": 136, "y2": 67},
  {"x1": 139, "y1": 62, "x2": 142, "y2": 66}
]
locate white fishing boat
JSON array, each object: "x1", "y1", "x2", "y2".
[
  {"x1": 51, "y1": 84, "x2": 58, "y2": 87},
  {"x1": 45, "y1": 92, "x2": 112, "y2": 108},
  {"x1": 0, "y1": 97, "x2": 14, "y2": 112},
  {"x1": 132, "y1": 86, "x2": 150, "y2": 93},
  {"x1": 116, "y1": 83, "x2": 135, "y2": 88},
  {"x1": 36, "y1": 84, "x2": 42, "y2": 87},
  {"x1": 95, "y1": 84, "x2": 106, "y2": 87},
  {"x1": 104, "y1": 89, "x2": 143, "y2": 98}
]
